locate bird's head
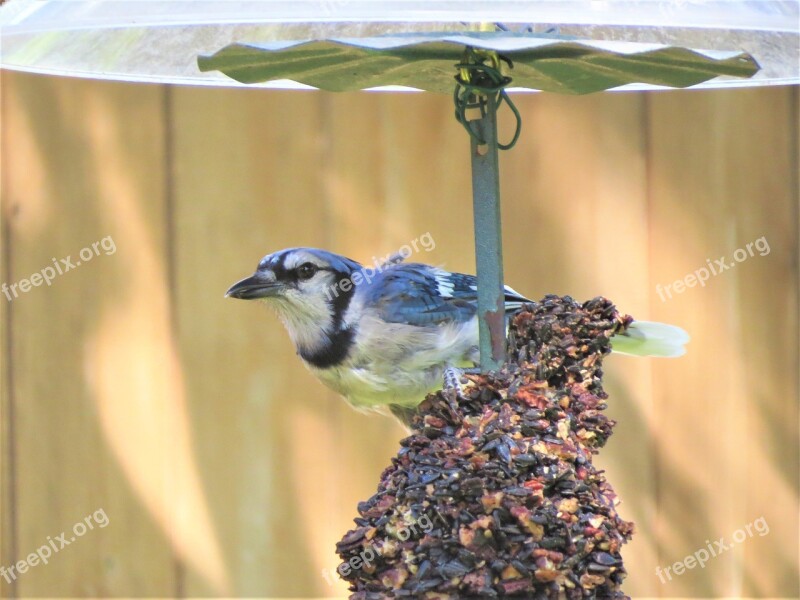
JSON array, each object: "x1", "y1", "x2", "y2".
[{"x1": 226, "y1": 248, "x2": 363, "y2": 354}]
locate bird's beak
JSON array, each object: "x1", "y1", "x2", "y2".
[{"x1": 225, "y1": 272, "x2": 284, "y2": 300}]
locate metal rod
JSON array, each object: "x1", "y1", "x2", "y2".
[{"x1": 469, "y1": 94, "x2": 506, "y2": 372}]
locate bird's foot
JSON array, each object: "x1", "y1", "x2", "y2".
[
  {"x1": 443, "y1": 366, "x2": 469, "y2": 398},
  {"x1": 442, "y1": 366, "x2": 470, "y2": 421}
]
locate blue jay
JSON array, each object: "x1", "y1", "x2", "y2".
[{"x1": 226, "y1": 248, "x2": 688, "y2": 421}]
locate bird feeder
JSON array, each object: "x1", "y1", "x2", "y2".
[{"x1": 2, "y1": 1, "x2": 796, "y2": 596}]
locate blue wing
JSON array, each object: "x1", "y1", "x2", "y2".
[{"x1": 360, "y1": 263, "x2": 531, "y2": 327}]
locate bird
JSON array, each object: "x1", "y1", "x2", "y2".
[{"x1": 226, "y1": 247, "x2": 689, "y2": 423}]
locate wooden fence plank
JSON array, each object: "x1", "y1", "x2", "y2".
[
  {"x1": 171, "y1": 86, "x2": 346, "y2": 597},
  {"x1": 502, "y1": 91, "x2": 658, "y2": 598},
  {"x1": 319, "y1": 92, "x2": 428, "y2": 598},
  {"x1": 649, "y1": 86, "x2": 799, "y2": 598},
  {"x1": 0, "y1": 68, "x2": 18, "y2": 600},
  {"x1": 2, "y1": 72, "x2": 179, "y2": 596}
]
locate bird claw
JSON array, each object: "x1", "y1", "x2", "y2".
[
  {"x1": 442, "y1": 366, "x2": 471, "y2": 421},
  {"x1": 443, "y1": 366, "x2": 469, "y2": 399},
  {"x1": 441, "y1": 390, "x2": 461, "y2": 423}
]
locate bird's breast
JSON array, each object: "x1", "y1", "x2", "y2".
[{"x1": 305, "y1": 315, "x2": 479, "y2": 410}]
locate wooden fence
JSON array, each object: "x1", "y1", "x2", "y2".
[{"x1": 1, "y1": 70, "x2": 797, "y2": 598}]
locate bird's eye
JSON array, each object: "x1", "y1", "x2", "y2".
[{"x1": 296, "y1": 262, "x2": 318, "y2": 281}]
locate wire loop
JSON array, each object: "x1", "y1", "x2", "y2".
[{"x1": 453, "y1": 47, "x2": 522, "y2": 150}]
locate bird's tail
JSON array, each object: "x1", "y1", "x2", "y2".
[{"x1": 611, "y1": 320, "x2": 689, "y2": 358}]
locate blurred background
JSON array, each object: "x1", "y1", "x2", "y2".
[{"x1": 0, "y1": 70, "x2": 797, "y2": 598}]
